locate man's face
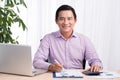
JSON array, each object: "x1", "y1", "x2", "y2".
[{"x1": 56, "y1": 10, "x2": 76, "y2": 34}]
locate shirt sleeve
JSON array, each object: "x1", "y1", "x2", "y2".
[
  {"x1": 33, "y1": 35, "x2": 51, "y2": 70},
  {"x1": 84, "y1": 36, "x2": 103, "y2": 68}
]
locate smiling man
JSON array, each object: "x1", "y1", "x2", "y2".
[{"x1": 33, "y1": 5, "x2": 103, "y2": 72}]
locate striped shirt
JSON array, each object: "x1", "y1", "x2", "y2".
[{"x1": 33, "y1": 31, "x2": 102, "y2": 70}]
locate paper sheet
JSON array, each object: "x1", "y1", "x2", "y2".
[
  {"x1": 54, "y1": 69, "x2": 83, "y2": 78},
  {"x1": 86, "y1": 71, "x2": 120, "y2": 78}
]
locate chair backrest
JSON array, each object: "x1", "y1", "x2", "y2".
[{"x1": 83, "y1": 59, "x2": 86, "y2": 69}]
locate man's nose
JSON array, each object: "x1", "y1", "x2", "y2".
[{"x1": 63, "y1": 19, "x2": 69, "y2": 24}]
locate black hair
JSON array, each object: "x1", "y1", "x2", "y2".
[{"x1": 55, "y1": 5, "x2": 77, "y2": 20}]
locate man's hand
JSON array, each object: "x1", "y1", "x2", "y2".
[
  {"x1": 48, "y1": 63, "x2": 63, "y2": 72},
  {"x1": 88, "y1": 64, "x2": 102, "y2": 72}
]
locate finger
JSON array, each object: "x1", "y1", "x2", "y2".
[
  {"x1": 92, "y1": 65, "x2": 100, "y2": 72},
  {"x1": 55, "y1": 64, "x2": 63, "y2": 69},
  {"x1": 96, "y1": 66, "x2": 101, "y2": 72},
  {"x1": 56, "y1": 68, "x2": 62, "y2": 72},
  {"x1": 90, "y1": 65, "x2": 97, "y2": 72},
  {"x1": 96, "y1": 66, "x2": 100, "y2": 72},
  {"x1": 54, "y1": 64, "x2": 63, "y2": 72},
  {"x1": 93, "y1": 66, "x2": 97, "y2": 72},
  {"x1": 90, "y1": 66, "x2": 94, "y2": 72},
  {"x1": 54, "y1": 65, "x2": 63, "y2": 72}
]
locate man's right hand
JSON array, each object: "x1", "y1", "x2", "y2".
[{"x1": 48, "y1": 63, "x2": 63, "y2": 72}]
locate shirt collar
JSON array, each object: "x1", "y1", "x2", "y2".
[{"x1": 55, "y1": 30, "x2": 77, "y2": 38}]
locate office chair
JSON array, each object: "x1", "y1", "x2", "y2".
[{"x1": 83, "y1": 58, "x2": 86, "y2": 69}]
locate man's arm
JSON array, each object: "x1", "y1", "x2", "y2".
[
  {"x1": 33, "y1": 36, "x2": 51, "y2": 70},
  {"x1": 84, "y1": 36, "x2": 103, "y2": 72}
]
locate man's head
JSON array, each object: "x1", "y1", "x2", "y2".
[
  {"x1": 55, "y1": 5, "x2": 77, "y2": 20},
  {"x1": 55, "y1": 5, "x2": 77, "y2": 35}
]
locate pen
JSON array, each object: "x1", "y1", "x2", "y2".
[
  {"x1": 54, "y1": 59, "x2": 60, "y2": 64},
  {"x1": 54, "y1": 59, "x2": 65, "y2": 71}
]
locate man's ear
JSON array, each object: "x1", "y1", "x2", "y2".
[
  {"x1": 55, "y1": 19, "x2": 58, "y2": 24},
  {"x1": 75, "y1": 19, "x2": 77, "y2": 23}
]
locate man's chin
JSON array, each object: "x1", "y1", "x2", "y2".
[{"x1": 63, "y1": 30, "x2": 72, "y2": 33}]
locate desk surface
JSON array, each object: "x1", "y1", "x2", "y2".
[{"x1": 0, "y1": 70, "x2": 120, "y2": 80}]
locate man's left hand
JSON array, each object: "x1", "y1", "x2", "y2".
[{"x1": 88, "y1": 64, "x2": 101, "y2": 72}]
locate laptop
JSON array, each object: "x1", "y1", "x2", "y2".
[{"x1": 0, "y1": 43, "x2": 47, "y2": 76}]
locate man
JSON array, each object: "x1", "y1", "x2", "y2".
[{"x1": 33, "y1": 5, "x2": 103, "y2": 72}]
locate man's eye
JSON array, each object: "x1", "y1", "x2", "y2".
[
  {"x1": 59, "y1": 18, "x2": 64, "y2": 20},
  {"x1": 68, "y1": 18, "x2": 72, "y2": 20}
]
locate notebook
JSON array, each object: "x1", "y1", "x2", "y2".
[{"x1": 0, "y1": 43, "x2": 47, "y2": 76}]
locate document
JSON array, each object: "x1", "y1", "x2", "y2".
[
  {"x1": 53, "y1": 69, "x2": 83, "y2": 78},
  {"x1": 86, "y1": 71, "x2": 120, "y2": 78}
]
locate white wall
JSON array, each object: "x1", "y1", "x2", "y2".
[{"x1": 14, "y1": 0, "x2": 120, "y2": 70}]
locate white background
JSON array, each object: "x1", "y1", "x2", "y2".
[{"x1": 6, "y1": 0, "x2": 120, "y2": 70}]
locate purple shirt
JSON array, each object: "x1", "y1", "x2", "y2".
[{"x1": 33, "y1": 31, "x2": 102, "y2": 70}]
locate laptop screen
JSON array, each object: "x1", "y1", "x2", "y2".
[{"x1": 0, "y1": 43, "x2": 33, "y2": 76}]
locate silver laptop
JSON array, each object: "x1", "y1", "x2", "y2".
[{"x1": 0, "y1": 43, "x2": 47, "y2": 76}]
